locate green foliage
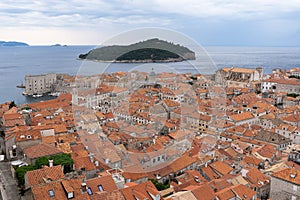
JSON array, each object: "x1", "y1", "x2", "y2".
[
  {"x1": 21, "y1": 106, "x2": 31, "y2": 110},
  {"x1": 9, "y1": 101, "x2": 17, "y2": 109},
  {"x1": 79, "y1": 38, "x2": 195, "y2": 61},
  {"x1": 15, "y1": 154, "x2": 73, "y2": 188},
  {"x1": 287, "y1": 93, "x2": 300, "y2": 98},
  {"x1": 51, "y1": 153, "x2": 73, "y2": 166},
  {"x1": 34, "y1": 156, "x2": 49, "y2": 169},
  {"x1": 150, "y1": 179, "x2": 170, "y2": 191},
  {"x1": 116, "y1": 48, "x2": 180, "y2": 61},
  {"x1": 15, "y1": 165, "x2": 37, "y2": 186},
  {"x1": 34, "y1": 153, "x2": 73, "y2": 173}
]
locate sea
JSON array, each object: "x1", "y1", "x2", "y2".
[{"x1": 0, "y1": 45, "x2": 300, "y2": 105}]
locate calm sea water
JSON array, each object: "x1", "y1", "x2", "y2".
[{"x1": 0, "y1": 45, "x2": 299, "y2": 105}]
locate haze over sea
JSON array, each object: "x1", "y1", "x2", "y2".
[{"x1": 0, "y1": 45, "x2": 300, "y2": 105}]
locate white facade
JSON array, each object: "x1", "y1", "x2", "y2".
[{"x1": 262, "y1": 81, "x2": 277, "y2": 93}]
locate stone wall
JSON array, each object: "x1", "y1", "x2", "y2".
[{"x1": 270, "y1": 176, "x2": 300, "y2": 200}]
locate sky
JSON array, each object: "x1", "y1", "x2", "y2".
[{"x1": 0, "y1": 0, "x2": 300, "y2": 46}]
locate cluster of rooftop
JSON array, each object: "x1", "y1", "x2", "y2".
[{"x1": 1, "y1": 67, "x2": 300, "y2": 199}]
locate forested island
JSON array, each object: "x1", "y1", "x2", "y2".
[
  {"x1": 78, "y1": 38, "x2": 195, "y2": 62},
  {"x1": 0, "y1": 41, "x2": 29, "y2": 47}
]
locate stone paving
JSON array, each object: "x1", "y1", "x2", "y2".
[{"x1": 0, "y1": 162, "x2": 20, "y2": 200}]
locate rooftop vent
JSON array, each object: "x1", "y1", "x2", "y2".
[{"x1": 291, "y1": 174, "x2": 297, "y2": 178}]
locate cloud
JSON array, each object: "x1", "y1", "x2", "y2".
[
  {"x1": 1, "y1": 0, "x2": 300, "y2": 28},
  {"x1": 0, "y1": 0, "x2": 299, "y2": 45}
]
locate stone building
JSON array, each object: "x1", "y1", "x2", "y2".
[
  {"x1": 215, "y1": 67, "x2": 263, "y2": 88},
  {"x1": 25, "y1": 73, "x2": 57, "y2": 95},
  {"x1": 270, "y1": 168, "x2": 300, "y2": 200},
  {"x1": 262, "y1": 78, "x2": 300, "y2": 94}
]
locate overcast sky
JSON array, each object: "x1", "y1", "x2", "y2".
[{"x1": 1, "y1": 0, "x2": 300, "y2": 46}]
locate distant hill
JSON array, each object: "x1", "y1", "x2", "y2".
[
  {"x1": 0, "y1": 41, "x2": 29, "y2": 47},
  {"x1": 79, "y1": 38, "x2": 195, "y2": 62}
]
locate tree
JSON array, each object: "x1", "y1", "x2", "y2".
[
  {"x1": 15, "y1": 165, "x2": 36, "y2": 186},
  {"x1": 287, "y1": 93, "x2": 299, "y2": 98},
  {"x1": 9, "y1": 101, "x2": 17, "y2": 109},
  {"x1": 34, "y1": 156, "x2": 49, "y2": 169},
  {"x1": 34, "y1": 153, "x2": 73, "y2": 173},
  {"x1": 150, "y1": 179, "x2": 170, "y2": 191}
]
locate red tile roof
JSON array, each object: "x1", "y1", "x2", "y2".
[
  {"x1": 209, "y1": 161, "x2": 233, "y2": 176},
  {"x1": 120, "y1": 181, "x2": 161, "y2": 200},
  {"x1": 86, "y1": 175, "x2": 118, "y2": 193},
  {"x1": 26, "y1": 165, "x2": 65, "y2": 187},
  {"x1": 271, "y1": 168, "x2": 300, "y2": 185},
  {"x1": 24, "y1": 144, "x2": 62, "y2": 159}
]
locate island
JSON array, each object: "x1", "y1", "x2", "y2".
[
  {"x1": 51, "y1": 44, "x2": 68, "y2": 47},
  {"x1": 0, "y1": 41, "x2": 29, "y2": 47},
  {"x1": 78, "y1": 38, "x2": 195, "y2": 62}
]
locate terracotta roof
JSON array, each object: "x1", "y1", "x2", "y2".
[
  {"x1": 73, "y1": 156, "x2": 96, "y2": 171},
  {"x1": 90, "y1": 190, "x2": 125, "y2": 200},
  {"x1": 167, "y1": 191, "x2": 198, "y2": 200},
  {"x1": 191, "y1": 184, "x2": 215, "y2": 200},
  {"x1": 230, "y1": 112, "x2": 255, "y2": 122},
  {"x1": 229, "y1": 67, "x2": 256, "y2": 74},
  {"x1": 243, "y1": 156, "x2": 263, "y2": 166},
  {"x1": 216, "y1": 187, "x2": 236, "y2": 200},
  {"x1": 120, "y1": 181, "x2": 161, "y2": 200},
  {"x1": 42, "y1": 136, "x2": 56, "y2": 145},
  {"x1": 207, "y1": 178, "x2": 232, "y2": 192},
  {"x1": 86, "y1": 175, "x2": 118, "y2": 193},
  {"x1": 169, "y1": 155, "x2": 197, "y2": 173},
  {"x1": 24, "y1": 144, "x2": 62, "y2": 159},
  {"x1": 123, "y1": 172, "x2": 148, "y2": 181},
  {"x1": 271, "y1": 168, "x2": 300, "y2": 185},
  {"x1": 32, "y1": 178, "x2": 89, "y2": 200},
  {"x1": 231, "y1": 184, "x2": 256, "y2": 200},
  {"x1": 26, "y1": 165, "x2": 65, "y2": 187},
  {"x1": 201, "y1": 166, "x2": 220, "y2": 180},
  {"x1": 245, "y1": 168, "x2": 270, "y2": 188},
  {"x1": 209, "y1": 161, "x2": 233, "y2": 176},
  {"x1": 31, "y1": 181, "x2": 67, "y2": 200}
]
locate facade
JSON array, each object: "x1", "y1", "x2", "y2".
[
  {"x1": 291, "y1": 68, "x2": 300, "y2": 77},
  {"x1": 215, "y1": 67, "x2": 263, "y2": 88},
  {"x1": 262, "y1": 78, "x2": 300, "y2": 94},
  {"x1": 25, "y1": 73, "x2": 57, "y2": 95},
  {"x1": 270, "y1": 168, "x2": 300, "y2": 200}
]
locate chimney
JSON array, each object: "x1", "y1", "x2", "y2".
[
  {"x1": 81, "y1": 183, "x2": 87, "y2": 192},
  {"x1": 49, "y1": 159, "x2": 54, "y2": 167},
  {"x1": 89, "y1": 155, "x2": 94, "y2": 163}
]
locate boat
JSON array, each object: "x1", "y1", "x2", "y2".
[
  {"x1": 16, "y1": 82, "x2": 25, "y2": 88},
  {"x1": 49, "y1": 92, "x2": 61, "y2": 96},
  {"x1": 32, "y1": 94, "x2": 43, "y2": 98}
]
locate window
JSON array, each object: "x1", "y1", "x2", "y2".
[
  {"x1": 158, "y1": 157, "x2": 160, "y2": 161},
  {"x1": 98, "y1": 185, "x2": 104, "y2": 192},
  {"x1": 87, "y1": 187, "x2": 92, "y2": 195},
  {"x1": 49, "y1": 190, "x2": 55, "y2": 198},
  {"x1": 12, "y1": 148, "x2": 17, "y2": 157},
  {"x1": 67, "y1": 192, "x2": 74, "y2": 199},
  {"x1": 293, "y1": 185, "x2": 297, "y2": 191}
]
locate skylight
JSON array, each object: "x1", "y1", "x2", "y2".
[
  {"x1": 49, "y1": 190, "x2": 55, "y2": 198},
  {"x1": 98, "y1": 185, "x2": 104, "y2": 192},
  {"x1": 87, "y1": 187, "x2": 92, "y2": 195}
]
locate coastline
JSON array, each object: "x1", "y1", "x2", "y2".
[{"x1": 77, "y1": 57, "x2": 195, "y2": 63}]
